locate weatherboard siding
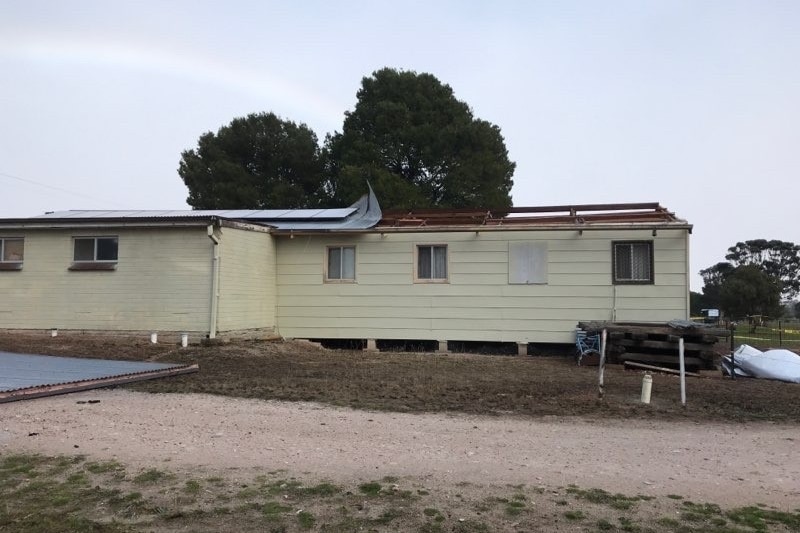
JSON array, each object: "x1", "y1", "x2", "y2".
[
  {"x1": 216, "y1": 227, "x2": 276, "y2": 332},
  {"x1": 275, "y1": 229, "x2": 689, "y2": 343},
  {"x1": 0, "y1": 228, "x2": 213, "y2": 332}
]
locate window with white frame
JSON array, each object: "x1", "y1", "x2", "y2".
[
  {"x1": 0, "y1": 238, "x2": 24, "y2": 270},
  {"x1": 73, "y1": 237, "x2": 119, "y2": 262},
  {"x1": 416, "y1": 244, "x2": 448, "y2": 281},
  {"x1": 612, "y1": 241, "x2": 653, "y2": 284},
  {"x1": 326, "y1": 245, "x2": 356, "y2": 281}
]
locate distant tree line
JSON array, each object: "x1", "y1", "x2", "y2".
[
  {"x1": 179, "y1": 68, "x2": 515, "y2": 211},
  {"x1": 692, "y1": 239, "x2": 800, "y2": 319}
]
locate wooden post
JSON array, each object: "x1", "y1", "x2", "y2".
[
  {"x1": 598, "y1": 329, "x2": 607, "y2": 400},
  {"x1": 679, "y1": 337, "x2": 686, "y2": 406},
  {"x1": 729, "y1": 322, "x2": 736, "y2": 380}
]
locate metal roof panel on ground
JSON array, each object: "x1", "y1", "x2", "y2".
[{"x1": 0, "y1": 351, "x2": 198, "y2": 402}]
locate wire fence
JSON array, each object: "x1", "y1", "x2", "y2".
[{"x1": 722, "y1": 318, "x2": 800, "y2": 351}]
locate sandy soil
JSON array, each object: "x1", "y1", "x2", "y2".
[{"x1": 1, "y1": 389, "x2": 798, "y2": 509}]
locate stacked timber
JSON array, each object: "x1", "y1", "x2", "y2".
[{"x1": 577, "y1": 321, "x2": 730, "y2": 370}]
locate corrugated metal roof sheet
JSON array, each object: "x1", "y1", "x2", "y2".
[
  {"x1": 0, "y1": 351, "x2": 185, "y2": 392},
  {"x1": 3, "y1": 187, "x2": 384, "y2": 231},
  {"x1": 32, "y1": 207, "x2": 357, "y2": 220},
  {"x1": 0, "y1": 191, "x2": 687, "y2": 233}
]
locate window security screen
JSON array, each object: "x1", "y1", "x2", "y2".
[{"x1": 614, "y1": 242, "x2": 652, "y2": 282}]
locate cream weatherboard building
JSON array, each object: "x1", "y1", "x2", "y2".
[{"x1": 0, "y1": 192, "x2": 692, "y2": 349}]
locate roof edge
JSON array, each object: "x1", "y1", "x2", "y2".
[{"x1": 273, "y1": 221, "x2": 694, "y2": 236}]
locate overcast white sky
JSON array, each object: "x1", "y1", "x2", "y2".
[{"x1": 1, "y1": 1, "x2": 798, "y2": 290}]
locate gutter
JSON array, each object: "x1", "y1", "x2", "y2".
[
  {"x1": 207, "y1": 221, "x2": 221, "y2": 339},
  {"x1": 0, "y1": 219, "x2": 275, "y2": 232},
  {"x1": 0, "y1": 221, "x2": 218, "y2": 230},
  {"x1": 685, "y1": 229, "x2": 692, "y2": 319},
  {"x1": 272, "y1": 222, "x2": 694, "y2": 237}
]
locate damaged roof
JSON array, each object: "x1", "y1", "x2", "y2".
[
  {"x1": 0, "y1": 194, "x2": 689, "y2": 233},
  {"x1": 377, "y1": 202, "x2": 690, "y2": 231},
  {"x1": 0, "y1": 188, "x2": 383, "y2": 232}
]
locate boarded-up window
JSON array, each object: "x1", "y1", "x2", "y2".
[
  {"x1": 612, "y1": 241, "x2": 654, "y2": 284},
  {"x1": 508, "y1": 242, "x2": 548, "y2": 284}
]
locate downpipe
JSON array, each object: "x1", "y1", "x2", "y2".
[{"x1": 207, "y1": 223, "x2": 221, "y2": 339}]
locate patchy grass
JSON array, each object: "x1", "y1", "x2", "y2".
[
  {"x1": 132, "y1": 468, "x2": 169, "y2": 485},
  {"x1": 2, "y1": 453, "x2": 798, "y2": 532},
  {"x1": 358, "y1": 481, "x2": 382, "y2": 496},
  {"x1": 566, "y1": 486, "x2": 648, "y2": 510},
  {"x1": 183, "y1": 479, "x2": 201, "y2": 494},
  {"x1": 296, "y1": 510, "x2": 315, "y2": 529},
  {"x1": 262, "y1": 500, "x2": 291, "y2": 517},
  {"x1": 86, "y1": 460, "x2": 124, "y2": 475},
  {"x1": 564, "y1": 509, "x2": 585, "y2": 520},
  {"x1": 505, "y1": 499, "x2": 526, "y2": 516},
  {"x1": 726, "y1": 505, "x2": 800, "y2": 531}
]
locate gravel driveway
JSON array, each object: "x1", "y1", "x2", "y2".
[{"x1": 1, "y1": 389, "x2": 798, "y2": 507}]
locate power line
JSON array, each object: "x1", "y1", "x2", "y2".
[{"x1": 0, "y1": 170, "x2": 126, "y2": 207}]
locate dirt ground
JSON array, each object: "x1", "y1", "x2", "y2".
[
  {"x1": 1, "y1": 333, "x2": 799, "y2": 422},
  {"x1": 1, "y1": 334, "x2": 800, "y2": 531},
  {"x1": 2, "y1": 388, "x2": 799, "y2": 509}
]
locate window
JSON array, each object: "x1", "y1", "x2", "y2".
[
  {"x1": 612, "y1": 241, "x2": 653, "y2": 284},
  {"x1": 508, "y1": 242, "x2": 548, "y2": 284},
  {"x1": 326, "y1": 246, "x2": 355, "y2": 281},
  {"x1": 416, "y1": 244, "x2": 448, "y2": 281},
  {"x1": 0, "y1": 238, "x2": 24, "y2": 270},
  {"x1": 71, "y1": 237, "x2": 118, "y2": 270}
]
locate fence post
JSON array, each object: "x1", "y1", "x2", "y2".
[
  {"x1": 598, "y1": 329, "x2": 607, "y2": 400},
  {"x1": 729, "y1": 322, "x2": 736, "y2": 381},
  {"x1": 679, "y1": 338, "x2": 686, "y2": 406}
]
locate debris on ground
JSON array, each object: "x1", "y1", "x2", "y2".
[{"x1": 721, "y1": 344, "x2": 800, "y2": 383}]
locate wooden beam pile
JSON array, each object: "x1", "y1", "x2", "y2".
[{"x1": 577, "y1": 321, "x2": 729, "y2": 370}]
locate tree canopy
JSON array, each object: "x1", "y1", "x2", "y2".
[
  {"x1": 724, "y1": 239, "x2": 800, "y2": 299},
  {"x1": 179, "y1": 112, "x2": 326, "y2": 209},
  {"x1": 718, "y1": 265, "x2": 782, "y2": 318},
  {"x1": 699, "y1": 239, "x2": 799, "y2": 318},
  {"x1": 699, "y1": 261, "x2": 736, "y2": 310},
  {"x1": 179, "y1": 69, "x2": 516, "y2": 211},
  {"x1": 325, "y1": 68, "x2": 515, "y2": 209}
]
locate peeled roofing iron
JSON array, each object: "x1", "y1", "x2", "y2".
[
  {"x1": 0, "y1": 351, "x2": 198, "y2": 402},
  {"x1": 15, "y1": 187, "x2": 383, "y2": 232}
]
